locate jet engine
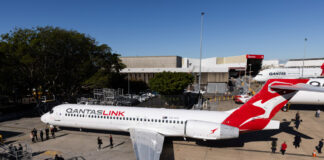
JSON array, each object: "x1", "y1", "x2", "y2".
[{"x1": 185, "y1": 120, "x2": 239, "y2": 140}]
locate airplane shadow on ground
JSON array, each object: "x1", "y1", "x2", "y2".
[
  {"x1": 59, "y1": 127, "x2": 130, "y2": 136},
  {"x1": 179, "y1": 121, "x2": 312, "y2": 148},
  {"x1": 32, "y1": 151, "x2": 46, "y2": 156},
  {"x1": 163, "y1": 121, "x2": 315, "y2": 160},
  {"x1": 289, "y1": 104, "x2": 324, "y2": 111},
  {"x1": 235, "y1": 148, "x2": 324, "y2": 158},
  {"x1": 0, "y1": 130, "x2": 23, "y2": 140}
]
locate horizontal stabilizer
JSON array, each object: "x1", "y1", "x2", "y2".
[{"x1": 271, "y1": 83, "x2": 324, "y2": 93}]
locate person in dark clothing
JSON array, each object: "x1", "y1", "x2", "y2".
[
  {"x1": 8, "y1": 144, "x2": 13, "y2": 158},
  {"x1": 316, "y1": 139, "x2": 324, "y2": 154},
  {"x1": 45, "y1": 127, "x2": 49, "y2": 140},
  {"x1": 295, "y1": 112, "x2": 300, "y2": 121},
  {"x1": 30, "y1": 131, "x2": 35, "y2": 143},
  {"x1": 54, "y1": 154, "x2": 59, "y2": 160},
  {"x1": 271, "y1": 139, "x2": 277, "y2": 153},
  {"x1": 18, "y1": 143, "x2": 23, "y2": 157},
  {"x1": 281, "y1": 141, "x2": 287, "y2": 155},
  {"x1": 110, "y1": 134, "x2": 113, "y2": 148},
  {"x1": 40, "y1": 130, "x2": 44, "y2": 141},
  {"x1": 32, "y1": 128, "x2": 38, "y2": 141},
  {"x1": 97, "y1": 137, "x2": 103, "y2": 151},
  {"x1": 51, "y1": 127, "x2": 55, "y2": 138},
  {"x1": 293, "y1": 135, "x2": 301, "y2": 148}
]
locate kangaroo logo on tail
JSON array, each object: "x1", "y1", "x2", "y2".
[{"x1": 222, "y1": 79, "x2": 309, "y2": 131}]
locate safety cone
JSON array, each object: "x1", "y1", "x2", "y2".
[{"x1": 312, "y1": 150, "x2": 317, "y2": 157}]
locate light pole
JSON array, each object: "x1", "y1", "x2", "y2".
[
  {"x1": 248, "y1": 64, "x2": 252, "y2": 92},
  {"x1": 198, "y1": 12, "x2": 205, "y2": 109},
  {"x1": 302, "y1": 38, "x2": 307, "y2": 77}
]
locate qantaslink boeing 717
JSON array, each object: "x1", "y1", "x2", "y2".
[{"x1": 41, "y1": 79, "x2": 324, "y2": 160}]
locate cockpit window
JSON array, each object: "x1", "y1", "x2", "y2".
[{"x1": 50, "y1": 109, "x2": 54, "y2": 114}]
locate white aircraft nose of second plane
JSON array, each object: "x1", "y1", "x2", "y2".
[{"x1": 41, "y1": 113, "x2": 48, "y2": 124}]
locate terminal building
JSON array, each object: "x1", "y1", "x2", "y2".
[
  {"x1": 120, "y1": 54, "x2": 265, "y2": 93},
  {"x1": 284, "y1": 57, "x2": 324, "y2": 68}
]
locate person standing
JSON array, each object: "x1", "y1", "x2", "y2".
[
  {"x1": 33, "y1": 128, "x2": 38, "y2": 141},
  {"x1": 51, "y1": 127, "x2": 55, "y2": 138},
  {"x1": 316, "y1": 110, "x2": 321, "y2": 118},
  {"x1": 281, "y1": 141, "x2": 287, "y2": 155},
  {"x1": 97, "y1": 137, "x2": 102, "y2": 151},
  {"x1": 45, "y1": 127, "x2": 49, "y2": 140},
  {"x1": 316, "y1": 139, "x2": 323, "y2": 154},
  {"x1": 18, "y1": 143, "x2": 23, "y2": 157},
  {"x1": 295, "y1": 112, "x2": 300, "y2": 121},
  {"x1": 30, "y1": 131, "x2": 35, "y2": 143},
  {"x1": 271, "y1": 139, "x2": 277, "y2": 153},
  {"x1": 40, "y1": 130, "x2": 44, "y2": 141},
  {"x1": 110, "y1": 134, "x2": 113, "y2": 148}
]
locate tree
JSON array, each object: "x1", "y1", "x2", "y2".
[
  {"x1": 0, "y1": 26, "x2": 125, "y2": 102},
  {"x1": 149, "y1": 72, "x2": 194, "y2": 95}
]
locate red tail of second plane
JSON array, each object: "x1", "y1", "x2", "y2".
[{"x1": 222, "y1": 79, "x2": 310, "y2": 131}]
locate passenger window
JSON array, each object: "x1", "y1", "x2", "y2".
[
  {"x1": 165, "y1": 120, "x2": 168, "y2": 123},
  {"x1": 173, "y1": 120, "x2": 176, "y2": 123},
  {"x1": 140, "y1": 118, "x2": 142, "y2": 121},
  {"x1": 181, "y1": 121, "x2": 183, "y2": 124},
  {"x1": 144, "y1": 119, "x2": 146, "y2": 122},
  {"x1": 113, "y1": 117, "x2": 115, "y2": 119},
  {"x1": 177, "y1": 121, "x2": 179, "y2": 124},
  {"x1": 159, "y1": 120, "x2": 161, "y2": 122},
  {"x1": 162, "y1": 120, "x2": 164, "y2": 123},
  {"x1": 126, "y1": 117, "x2": 128, "y2": 120},
  {"x1": 155, "y1": 119, "x2": 157, "y2": 122}
]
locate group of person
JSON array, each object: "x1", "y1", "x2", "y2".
[
  {"x1": 97, "y1": 134, "x2": 114, "y2": 151},
  {"x1": 270, "y1": 111, "x2": 323, "y2": 156},
  {"x1": 7, "y1": 143, "x2": 23, "y2": 159},
  {"x1": 30, "y1": 126, "x2": 56, "y2": 143}
]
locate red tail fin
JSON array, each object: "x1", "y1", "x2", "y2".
[{"x1": 222, "y1": 79, "x2": 309, "y2": 131}]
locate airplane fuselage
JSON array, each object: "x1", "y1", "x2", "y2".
[{"x1": 42, "y1": 104, "x2": 230, "y2": 137}]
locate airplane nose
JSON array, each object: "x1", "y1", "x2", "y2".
[{"x1": 41, "y1": 113, "x2": 48, "y2": 123}]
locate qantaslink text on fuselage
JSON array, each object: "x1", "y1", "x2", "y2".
[{"x1": 66, "y1": 108, "x2": 125, "y2": 117}]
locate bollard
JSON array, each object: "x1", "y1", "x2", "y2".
[{"x1": 312, "y1": 150, "x2": 317, "y2": 157}]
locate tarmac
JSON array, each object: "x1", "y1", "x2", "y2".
[{"x1": 1, "y1": 101, "x2": 324, "y2": 160}]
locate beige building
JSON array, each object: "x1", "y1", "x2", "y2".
[{"x1": 120, "y1": 55, "x2": 263, "y2": 93}]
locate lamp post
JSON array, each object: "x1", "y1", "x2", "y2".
[
  {"x1": 198, "y1": 12, "x2": 205, "y2": 109},
  {"x1": 249, "y1": 64, "x2": 252, "y2": 92},
  {"x1": 302, "y1": 38, "x2": 307, "y2": 77}
]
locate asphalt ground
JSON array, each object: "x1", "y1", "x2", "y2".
[{"x1": 1, "y1": 101, "x2": 324, "y2": 160}]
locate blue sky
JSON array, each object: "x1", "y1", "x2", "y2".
[{"x1": 1, "y1": 0, "x2": 323, "y2": 60}]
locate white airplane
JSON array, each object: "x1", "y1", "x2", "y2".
[
  {"x1": 254, "y1": 66, "x2": 324, "y2": 82},
  {"x1": 236, "y1": 78, "x2": 324, "y2": 106},
  {"x1": 40, "y1": 79, "x2": 324, "y2": 160}
]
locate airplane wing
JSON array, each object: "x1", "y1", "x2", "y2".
[
  {"x1": 271, "y1": 83, "x2": 324, "y2": 92},
  {"x1": 129, "y1": 128, "x2": 165, "y2": 160}
]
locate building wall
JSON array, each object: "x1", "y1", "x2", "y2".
[
  {"x1": 216, "y1": 55, "x2": 247, "y2": 64},
  {"x1": 121, "y1": 56, "x2": 182, "y2": 68}
]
